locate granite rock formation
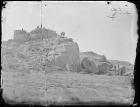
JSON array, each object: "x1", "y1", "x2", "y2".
[
  {"x1": 80, "y1": 57, "x2": 98, "y2": 74},
  {"x1": 80, "y1": 52, "x2": 112, "y2": 74},
  {"x1": 2, "y1": 27, "x2": 80, "y2": 73},
  {"x1": 1, "y1": 26, "x2": 134, "y2": 105},
  {"x1": 80, "y1": 51, "x2": 134, "y2": 76}
]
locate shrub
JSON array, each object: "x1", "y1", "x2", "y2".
[{"x1": 60, "y1": 32, "x2": 65, "y2": 37}]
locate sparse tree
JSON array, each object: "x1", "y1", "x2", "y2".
[
  {"x1": 60, "y1": 32, "x2": 65, "y2": 37},
  {"x1": 114, "y1": 66, "x2": 116, "y2": 71}
]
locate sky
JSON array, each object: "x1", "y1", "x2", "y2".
[{"x1": 2, "y1": 1, "x2": 138, "y2": 64}]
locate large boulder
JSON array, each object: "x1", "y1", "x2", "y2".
[
  {"x1": 80, "y1": 51, "x2": 112, "y2": 74},
  {"x1": 80, "y1": 57, "x2": 98, "y2": 74},
  {"x1": 98, "y1": 62, "x2": 113, "y2": 75},
  {"x1": 48, "y1": 41, "x2": 80, "y2": 72}
]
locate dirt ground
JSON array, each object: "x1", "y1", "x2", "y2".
[{"x1": 1, "y1": 71, "x2": 134, "y2": 105}]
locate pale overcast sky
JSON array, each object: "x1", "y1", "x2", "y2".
[{"x1": 2, "y1": 1, "x2": 137, "y2": 64}]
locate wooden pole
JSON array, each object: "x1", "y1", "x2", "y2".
[{"x1": 41, "y1": 2, "x2": 43, "y2": 40}]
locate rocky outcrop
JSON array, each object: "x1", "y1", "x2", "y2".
[
  {"x1": 80, "y1": 51, "x2": 134, "y2": 76},
  {"x1": 1, "y1": 27, "x2": 82, "y2": 104},
  {"x1": 80, "y1": 52, "x2": 112, "y2": 74},
  {"x1": 2, "y1": 27, "x2": 80, "y2": 74},
  {"x1": 80, "y1": 57, "x2": 98, "y2": 74},
  {"x1": 1, "y1": 27, "x2": 134, "y2": 105}
]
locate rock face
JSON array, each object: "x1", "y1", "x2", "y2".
[{"x1": 53, "y1": 41, "x2": 80, "y2": 72}]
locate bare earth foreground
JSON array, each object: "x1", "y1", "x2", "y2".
[{"x1": 1, "y1": 71, "x2": 134, "y2": 105}]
